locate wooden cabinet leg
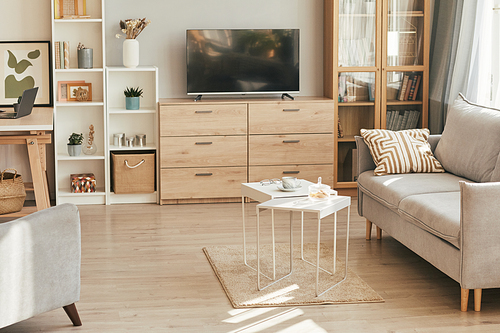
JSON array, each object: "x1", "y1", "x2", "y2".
[
  {"x1": 63, "y1": 303, "x2": 82, "y2": 326},
  {"x1": 461, "y1": 288, "x2": 469, "y2": 312},
  {"x1": 474, "y1": 289, "x2": 482, "y2": 312},
  {"x1": 366, "y1": 219, "x2": 372, "y2": 240},
  {"x1": 376, "y1": 226, "x2": 382, "y2": 240}
]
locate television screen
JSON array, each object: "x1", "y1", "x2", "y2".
[{"x1": 186, "y1": 29, "x2": 299, "y2": 95}]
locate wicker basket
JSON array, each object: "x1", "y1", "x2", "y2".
[{"x1": 0, "y1": 169, "x2": 26, "y2": 215}]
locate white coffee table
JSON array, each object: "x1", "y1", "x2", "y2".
[
  {"x1": 241, "y1": 180, "x2": 315, "y2": 279},
  {"x1": 256, "y1": 195, "x2": 351, "y2": 297}
]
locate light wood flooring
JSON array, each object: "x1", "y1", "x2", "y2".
[{"x1": 2, "y1": 199, "x2": 500, "y2": 332}]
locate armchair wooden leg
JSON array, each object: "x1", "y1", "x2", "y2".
[
  {"x1": 474, "y1": 289, "x2": 482, "y2": 312},
  {"x1": 63, "y1": 303, "x2": 82, "y2": 326},
  {"x1": 461, "y1": 288, "x2": 469, "y2": 312},
  {"x1": 366, "y1": 219, "x2": 372, "y2": 240},
  {"x1": 376, "y1": 226, "x2": 382, "y2": 240}
]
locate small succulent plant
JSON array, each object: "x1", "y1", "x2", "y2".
[
  {"x1": 124, "y1": 86, "x2": 143, "y2": 97},
  {"x1": 68, "y1": 133, "x2": 84, "y2": 145}
]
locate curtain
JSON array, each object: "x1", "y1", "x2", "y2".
[{"x1": 428, "y1": 0, "x2": 478, "y2": 134}]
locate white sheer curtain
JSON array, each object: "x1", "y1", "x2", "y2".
[{"x1": 466, "y1": 0, "x2": 500, "y2": 107}]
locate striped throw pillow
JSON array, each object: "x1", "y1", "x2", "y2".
[{"x1": 360, "y1": 128, "x2": 445, "y2": 176}]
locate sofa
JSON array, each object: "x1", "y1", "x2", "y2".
[
  {"x1": 355, "y1": 94, "x2": 500, "y2": 312},
  {"x1": 0, "y1": 203, "x2": 82, "y2": 329}
]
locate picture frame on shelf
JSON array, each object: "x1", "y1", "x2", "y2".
[
  {"x1": 58, "y1": 80, "x2": 84, "y2": 101},
  {"x1": 67, "y1": 82, "x2": 92, "y2": 102},
  {"x1": 0, "y1": 41, "x2": 53, "y2": 107},
  {"x1": 56, "y1": 0, "x2": 89, "y2": 19}
]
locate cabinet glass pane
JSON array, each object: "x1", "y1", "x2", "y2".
[
  {"x1": 338, "y1": 72, "x2": 375, "y2": 103},
  {"x1": 387, "y1": 0, "x2": 424, "y2": 66},
  {"x1": 338, "y1": 0, "x2": 377, "y2": 67},
  {"x1": 386, "y1": 71, "x2": 423, "y2": 101}
]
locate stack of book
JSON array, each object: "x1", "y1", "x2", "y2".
[
  {"x1": 54, "y1": 41, "x2": 70, "y2": 69},
  {"x1": 397, "y1": 73, "x2": 422, "y2": 101},
  {"x1": 386, "y1": 110, "x2": 421, "y2": 131}
]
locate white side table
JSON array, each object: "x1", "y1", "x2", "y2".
[
  {"x1": 256, "y1": 195, "x2": 351, "y2": 297},
  {"x1": 241, "y1": 180, "x2": 314, "y2": 279}
]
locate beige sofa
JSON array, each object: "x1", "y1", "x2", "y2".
[
  {"x1": 356, "y1": 94, "x2": 500, "y2": 311},
  {"x1": 0, "y1": 203, "x2": 82, "y2": 328}
]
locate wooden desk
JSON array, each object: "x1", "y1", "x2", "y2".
[{"x1": 0, "y1": 107, "x2": 53, "y2": 217}]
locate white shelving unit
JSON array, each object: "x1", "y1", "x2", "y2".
[
  {"x1": 51, "y1": 0, "x2": 106, "y2": 205},
  {"x1": 105, "y1": 66, "x2": 159, "y2": 204}
]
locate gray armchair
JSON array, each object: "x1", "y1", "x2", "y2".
[{"x1": 0, "y1": 203, "x2": 82, "y2": 329}]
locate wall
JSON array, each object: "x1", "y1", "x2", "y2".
[
  {"x1": 105, "y1": 0, "x2": 324, "y2": 98},
  {"x1": 0, "y1": 0, "x2": 53, "y2": 198}
]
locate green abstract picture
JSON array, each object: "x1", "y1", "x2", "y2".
[{"x1": 0, "y1": 41, "x2": 52, "y2": 107}]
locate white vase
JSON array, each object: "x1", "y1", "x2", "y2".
[{"x1": 123, "y1": 39, "x2": 139, "y2": 68}]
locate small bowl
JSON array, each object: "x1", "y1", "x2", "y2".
[{"x1": 308, "y1": 183, "x2": 331, "y2": 200}]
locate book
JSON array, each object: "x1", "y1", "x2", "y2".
[
  {"x1": 386, "y1": 110, "x2": 393, "y2": 129},
  {"x1": 408, "y1": 110, "x2": 420, "y2": 129},
  {"x1": 55, "y1": 42, "x2": 61, "y2": 69},
  {"x1": 59, "y1": 41, "x2": 65, "y2": 69},
  {"x1": 407, "y1": 74, "x2": 419, "y2": 101},
  {"x1": 398, "y1": 75, "x2": 409, "y2": 101},
  {"x1": 412, "y1": 75, "x2": 422, "y2": 101},
  {"x1": 404, "y1": 74, "x2": 414, "y2": 101},
  {"x1": 394, "y1": 114, "x2": 404, "y2": 131},
  {"x1": 64, "y1": 41, "x2": 70, "y2": 69},
  {"x1": 400, "y1": 110, "x2": 411, "y2": 130},
  {"x1": 389, "y1": 111, "x2": 399, "y2": 130}
]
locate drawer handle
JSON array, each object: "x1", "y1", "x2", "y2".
[
  {"x1": 283, "y1": 171, "x2": 300, "y2": 174},
  {"x1": 283, "y1": 140, "x2": 300, "y2": 143},
  {"x1": 283, "y1": 108, "x2": 300, "y2": 112},
  {"x1": 195, "y1": 110, "x2": 213, "y2": 114},
  {"x1": 195, "y1": 142, "x2": 213, "y2": 145},
  {"x1": 195, "y1": 173, "x2": 213, "y2": 176}
]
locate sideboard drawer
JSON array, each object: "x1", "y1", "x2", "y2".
[
  {"x1": 160, "y1": 167, "x2": 247, "y2": 199},
  {"x1": 249, "y1": 134, "x2": 334, "y2": 166},
  {"x1": 160, "y1": 104, "x2": 247, "y2": 136},
  {"x1": 160, "y1": 136, "x2": 247, "y2": 168},
  {"x1": 249, "y1": 164, "x2": 334, "y2": 187},
  {"x1": 249, "y1": 102, "x2": 334, "y2": 134}
]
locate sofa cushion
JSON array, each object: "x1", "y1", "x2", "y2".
[
  {"x1": 399, "y1": 192, "x2": 461, "y2": 248},
  {"x1": 360, "y1": 128, "x2": 444, "y2": 176},
  {"x1": 358, "y1": 171, "x2": 469, "y2": 210},
  {"x1": 434, "y1": 93, "x2": 500, "y2": 183}
]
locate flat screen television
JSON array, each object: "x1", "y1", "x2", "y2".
[{"x1": 186, "y1": 29, "x2": 299, "y2": 96}]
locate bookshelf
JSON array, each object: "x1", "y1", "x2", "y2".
[
  {"x1": 51, "y1": 0, "x2": 106, "y2": 204},
  {"x1": 324, "y1": 0, "x2": 430, "y2": 191}
]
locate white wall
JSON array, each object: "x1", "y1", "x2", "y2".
[{"x1": 105, "y1": 0, "x2": 324, "y2": 98}]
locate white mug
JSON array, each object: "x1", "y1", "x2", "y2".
[{"x1": 282, "y1": 177, "x2": 301, "y2": 189}]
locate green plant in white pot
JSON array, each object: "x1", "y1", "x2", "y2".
[
  {"x1": 124, "y1": 86, "x2": 143, "y2": 110},
  {"x1": 67, "y1": 132, "x2": 84, "y2": 156}
]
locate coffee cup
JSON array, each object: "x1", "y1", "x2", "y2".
[{"x1": 282, "y1": 177, "x2": 301, "y2": 189}]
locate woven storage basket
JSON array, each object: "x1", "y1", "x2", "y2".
[
  {"x1": 0, "y1": 168, "x2": 26, "y2": 215},
  {"x1": 111, "y1": 153, "x2": 155, "y2": 194}
]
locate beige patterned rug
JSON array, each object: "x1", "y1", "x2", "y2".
[{"x1": 203, "y1": 244, "x2": 384, "y2": 308}]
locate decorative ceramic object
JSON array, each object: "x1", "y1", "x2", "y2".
[
  {"x1": 123, "y1": 39, "x2": 139, "y2": 68},
  {"x1": 68, "y1": 144, "x2": 82, "y2": 156},
  {"x1": 82, "y1": 124, "x2": 97, "y2": 155},
  {"x1": 77, "y1": 46, "x2": 93, "y2": 69}
]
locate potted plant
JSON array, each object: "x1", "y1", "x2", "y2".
[
  {"x1": 67, "y1": 132, "x2": 84, "y2": 156},
  {"x1": 124, "y1": 86, "x2": 143, "y2": 110}
]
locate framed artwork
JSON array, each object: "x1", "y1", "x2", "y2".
[
  {"x1": 58, "y1": 80, "x2": 84, "y2": 101},
  {"x1": 0, "y1": 41, "x2": 52, "y2": 107},
  {"x1": 67, "y1": 82, "x2": 92, "y2": 101}
]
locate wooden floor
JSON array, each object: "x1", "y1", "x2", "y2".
[{"x1": 3, "y1": 199, "x2": 500, "y2": 332}]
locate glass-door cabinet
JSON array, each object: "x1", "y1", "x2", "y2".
[{"x1": 324, "y1": 0, "x2": 430, "y2": 192}]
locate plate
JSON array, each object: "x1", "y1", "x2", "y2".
[{"x1": 277, "y1": 184, "x2": 302, "y2": 192}]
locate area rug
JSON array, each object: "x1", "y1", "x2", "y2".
[{"x1": 203, "y1": 244, "x2": 384, "y2": 308}]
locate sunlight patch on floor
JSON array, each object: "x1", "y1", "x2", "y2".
[
  {"x1": 226, "y1": 308, "x2": 304, "y2": 333},
  {"x1": 244, "y1": 284, "x2": 299, "y2": 304},
  {"x1": 223, "y1": 308, "x2": 277, "y2": 324}
]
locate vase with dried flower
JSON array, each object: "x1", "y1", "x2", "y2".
[
  {"x1": 116, "y1": 18, "x2": 151, "y2": 68},
  {"x1": 82, "y1": 124, "x2": 97, "y2": 155}
]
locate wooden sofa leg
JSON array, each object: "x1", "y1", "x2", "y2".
[
  {"x1": 461, "y1": 288, "x2": 469, "y2": 311},
  {"x1": 474, "y1": 289, "x2": 482, "y2": 312},
  {"x1": 63, "y1": 303, "x2": 82, "y2": 326},
  {"x1": 376, "y1": 226, "x2": 382, "y2": 240},
  {"x1": 366, "y1": 220, "x2": 372, "y2": 240}
]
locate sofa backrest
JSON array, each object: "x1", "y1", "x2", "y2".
[{"x1": 435, "y1": 94, "x2": 500, "y2": 183}]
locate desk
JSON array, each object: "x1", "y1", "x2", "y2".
[{"x1": 0, "y1": 107, "x2": 53, "y2": 217}]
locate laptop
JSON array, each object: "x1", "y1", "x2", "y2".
[{"x1": 0, "y1": 87, "x2": 39, "y2": 119}]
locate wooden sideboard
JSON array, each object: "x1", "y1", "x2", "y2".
[{"x1": 159, "y1": 97, "x2": 335, "y2": 204}]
